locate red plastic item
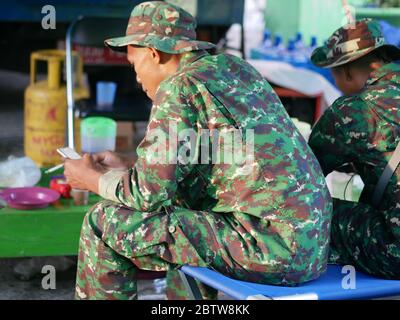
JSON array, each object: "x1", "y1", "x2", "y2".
[{"x1": 50, "y1": 176, "x2": 72, "y2": 199}]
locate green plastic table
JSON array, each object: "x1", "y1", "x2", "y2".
[
  {"x1": 0, "y1": 170, "x2": 167, "y2": 280},
  {"x1": 0, "y1": 170, "x2": 100, "y2": 258}
]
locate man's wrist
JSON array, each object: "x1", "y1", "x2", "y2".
[{"x1": 85, "y1": 169, "x2": 104, "y2": 194}]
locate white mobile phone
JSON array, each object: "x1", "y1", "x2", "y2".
[{"x1": 57, "y1": 147, "x2": 82, "y2": 160}]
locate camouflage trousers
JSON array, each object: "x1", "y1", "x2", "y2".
[
  {"x1": 329, "y1": 198, "x2": 400, "y2": 279},
  {"x1": 75, "y1": 200, "x2": 315, "y2": 300}
]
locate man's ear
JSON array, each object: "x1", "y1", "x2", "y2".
[
  {"x1": 147, "y1": 47, "x2": 161, "y2": 64},
  {"x1": 370, "y1": 61, "x2": 384, "y2": 72}
]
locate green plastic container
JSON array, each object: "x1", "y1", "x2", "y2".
[{"x1": 81, "y1": 117, "x2": 117, "y2": 153}]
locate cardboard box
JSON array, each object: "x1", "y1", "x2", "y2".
[{"x1": 116, "y1": 122, "x2": 135, "y2": 152}]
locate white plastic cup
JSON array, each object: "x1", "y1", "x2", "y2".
[
  {"x1": 71, "y1": 189, "x2": 89, "y2": 206},
  {"x1": 96, "y1": 81, "x2": 117, "y2": 111}
]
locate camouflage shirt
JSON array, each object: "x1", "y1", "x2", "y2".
[
  {"x1": 309, "y1": 62, "x2": 400, "y2": 234},
  {"x1": 100, "y1": 50, "x2": 332, "y2": 275}
]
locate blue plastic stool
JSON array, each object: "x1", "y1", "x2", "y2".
[{"x1": 179, "y1": 265, "x2": 400, "y2": 300}]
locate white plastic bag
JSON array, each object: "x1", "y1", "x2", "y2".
[
  {"x1": 291, "y1": 118, "x2": 312, "y2": 142},
  {"x1": 247, "y1": 59, "x2": 342, "y2": 107},
  {"x1": 0, "y1": 156, "x2": 41, "y2": 188}
]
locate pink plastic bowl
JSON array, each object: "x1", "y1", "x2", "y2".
[{"x1": 0, "y1": 187, "x2": 60, "y2": 210}]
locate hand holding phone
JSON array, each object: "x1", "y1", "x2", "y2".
[
  {"x1": 91, "y1": 150, "x2": 131, "y2": 170},
  {"x1": 45, "y1": 148, "x2": 82, "y2": 174}
]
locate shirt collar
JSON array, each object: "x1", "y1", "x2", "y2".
[
  {"x1": 366, "y1": 62, "x2": 400, "y2": 86},
  {"x1": 177, "y1": 50, "x2": 209, "y2": 72}
]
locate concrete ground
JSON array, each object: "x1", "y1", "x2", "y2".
[
  {"x1": 0, "y1": 257, "x2": 166, "y2": 300},
  {"x1": 0, "y1": 258, "x2": 77, "y2": 300},
  {"x1": 0, "y1": 70, "x2": 167, "y2": 300}
]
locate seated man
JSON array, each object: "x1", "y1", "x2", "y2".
[
  {"x1": 65, "y1": 1, "x2": 332, "y2": 300},
  {"x1": 309, "y1": 19, "x2": 400, "y2": 279}
]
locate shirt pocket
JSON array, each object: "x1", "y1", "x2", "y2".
[{"x1": 204, "y1": 84, "x2": 243, "y2": 131}]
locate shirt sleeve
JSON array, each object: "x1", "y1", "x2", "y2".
[
  {"x1": 308, "y1": 97, "x2": 362, "y2": 176},
  {"x1": 98, "y1": 77, "x2": 199, "y2": 212},
  {"x1": 98, "y1": 169, "x2": 126, "y2": 202}
]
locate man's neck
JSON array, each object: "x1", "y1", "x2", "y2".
[
  {"x1": 164, "y1": 53, "x2": 183, "y2": 75},
  {"x1": 176, "y1": 50, "x2": 209, "y2": 72}
]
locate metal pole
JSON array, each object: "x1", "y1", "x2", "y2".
[
  {"x1": 177, "y1": 269, "x2": 204, "y2": 300},
  {"x1": 65, "y1": 18, "x2": 81, "y2": 149}
]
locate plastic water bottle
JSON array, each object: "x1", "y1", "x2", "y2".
[
  {"x1": 284, "y1": 39, "x2": 295, "y2": 63},
  {"x1": 306, "y1": 36, "x2": 318, "y2": 59},
  {"x1": 286, "y1": 39, "x2": 308, "y2": 64},
  {"x1": 274, "y1": 35, "x2": 285, "y2": 51},
  {"x1": 250, "y1": 29, "x2": 276, "y2": 60},
  {"x1": 259, "y1": 30, "x2": 275, "y2": 59},
  {"x1": 310, "y1": 36, "x2": 318, "y2": 49},
  {"x1": 294, "y1": 32, "x2": 305, "y2": 51},
  {"x1": 262, "y1": 30, "x2": 273, "y2": 49},
  {"x1": 272, "y1": 34, "x2": 286, "y2": 59}
]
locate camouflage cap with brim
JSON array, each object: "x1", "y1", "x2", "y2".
[
  {"x1": 311, "y1": 19, "x2": 400, "y2": 69},
  {"x1": 104, "y1": 1, "x2": 216, "y2": 54}
]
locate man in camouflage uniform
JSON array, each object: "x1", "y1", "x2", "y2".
[
  {"x1": 309, "y1": 19, "x2": 400, "y2": 279},
  {"x1": 64, "y1": 1, "x2": 332, "y2": 300}
]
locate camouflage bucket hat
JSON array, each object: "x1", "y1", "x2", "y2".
[
  {"x1": 105, "y1": 1, "x2": 216, "y2": 54},
  {"x1": 311, "y1": 19, "x2": 400, "y2": 69}
]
